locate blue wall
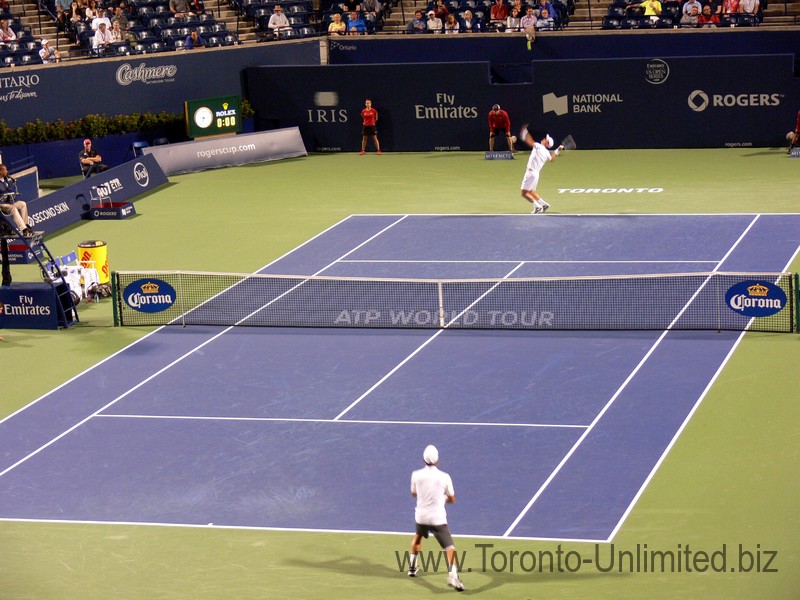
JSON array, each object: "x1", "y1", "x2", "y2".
[
  {"x1": 328, "y1": 30, "x2": 800, "y2": 80},
  {"x1": 0, "y1": 41, "x2": 320, "y2": 129},
  {"x1": 246, "y1": 55, "x2": 800, "y2": 150}
]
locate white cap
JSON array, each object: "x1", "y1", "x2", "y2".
[
  {"x1": 544, "y1": 134, "x2": 554, "y2": 148},
  {"x1": 41, "y1": 39, "x2": 49, "y2": 45},
  {"x1": 423, "y1": 444, "x2": 439, "y2": 465}
]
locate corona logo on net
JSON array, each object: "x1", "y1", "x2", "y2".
[
  {"x1": 124, "y1": 278, "x2": 177, "y2": 313},
  {"x1": 725, "y1": 280, "x2": 786, "y2": 318}
]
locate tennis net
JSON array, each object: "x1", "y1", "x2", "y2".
[{"x1": 111, "y1": 270, "x2": 798, "y2": 333}]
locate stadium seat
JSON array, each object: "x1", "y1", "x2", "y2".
[
  {"x1": 620, "y1": 15, "x2": 642, "y2": 28},
  {"x1": 737, "y1": 13, "x2": 757, "y2": 26},
  {"x1": 607, "y1": 3, "x2": 626, "y2": 18},
  {"x1": 655, "y1": 15, "x2": 673, "y2": 27},
  {"x1": 601, "y1": 15, "x2": 621, "y2": 28},
  {"x1": 131, "y1": 140, "x2": 150, "y2": 157},
  {"x1": 661, "y1": 2, "x2": 680, "y2": 19}
]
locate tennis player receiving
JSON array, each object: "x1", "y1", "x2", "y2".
[
  {"x1": 408, "y1": 445, "x2": 464, "y2": 592},
  {"x1": 519, "y1": 125, "x2": 564, "y2": 214}
]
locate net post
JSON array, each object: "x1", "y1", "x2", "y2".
[
  {"x1": 794, "y1": 272, "x2": 799, "y2": 333},
  {"x1": 178, "y1": 271, "x2": 186, "y2": 327},
  {"x1": 111, "y1": 271, "x2": 119, "y2": 326},
  {"x1": 438, "y1": 281, "x2": 444, "y2": 328}
]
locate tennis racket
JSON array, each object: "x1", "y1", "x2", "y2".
[{"x1": 560, "y1": 134, "x2": 577, "y2": 151}]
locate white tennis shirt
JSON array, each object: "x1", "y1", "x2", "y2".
[
  {"x1": 411, "y1": 465, "x2": 454, "y2": 526},
  {"x1": 525, "y1": 142, "x2": 552, "y2": 174}
]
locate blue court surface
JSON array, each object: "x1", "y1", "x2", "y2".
[{"x1": 1, "y1": 214, "x2": 798, "y2": 543}]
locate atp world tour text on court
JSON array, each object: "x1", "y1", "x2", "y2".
[{"x1": 333, "y1": 309, "x2": 555, "y2": 326}]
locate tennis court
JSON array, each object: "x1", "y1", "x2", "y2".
[{"x1": 1, "y1": 213, "x2": 797, "y2": 545}]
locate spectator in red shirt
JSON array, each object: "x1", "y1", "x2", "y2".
[
  {"x1": 488, "y1": 104, "x2": 514, "y2": 152},
  {"x1": 360, "y1": 99, "x2": 382, "y2": 155},
  {"x1": 490, "y1": 0, "x2": 509, "y2": 30}
]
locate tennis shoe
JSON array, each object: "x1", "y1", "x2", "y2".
[
  {"x1": 447, "y1": 572, "x2": 465, "y2": 592},
  {"x1": 359, "y1": 151, "x2": 365, "y2": 155},
  {"x1": 540, "y1": 201, "x2": 550, "y2": 212},
  {"x1": 408, "y1": 565, "x2": 420, "y2": 577},
  {"x1": 377, "y1": 150, "x2": 382, "y2": 155},
  {"x1": 531, "y1": 205, "x2": 543, "y2": 214}
]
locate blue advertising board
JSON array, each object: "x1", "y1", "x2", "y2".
[
  {"x1": 0, "y1": 282, "x2": 69, "y2": 329},
  {"x1": 27, "y1": 153, "x2": 168, "y2": 236},
  {"x1": 246, "y1": 55, "x2": 800, "y2": 151},
  {"x1": 0, "y1": 42, "x2": 320, "y2": 129}
]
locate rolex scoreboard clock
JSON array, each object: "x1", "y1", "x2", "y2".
[{"x1": 185, "y1": 95, "x2": 242, "y2": 139}]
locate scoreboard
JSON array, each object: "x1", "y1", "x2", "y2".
[{"x1": 185, "y1": 95, "x2": 242, "y2": 139}]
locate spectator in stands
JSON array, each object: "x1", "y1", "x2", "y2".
[
  {"x1": 681, "y1": 0, "x2": 702, "y2": 16},
  {"x1": 704, "y1": 0, "x2": 722, "y2": 15},
  {"x1": 38, "y1": 39, "x2": 62, "y2": 63},
  {"x1": 79, "y1": 139, "x2": 108, "y2": 177},
  {"x1": 535, "y1": 6, "x2": 554, "y2": 28},
  {"x1": 84, "y1": 0, "x2": 97, "y2": 22},
  {"x1": 268, "y1": 5, "x2": 293, "y2": 35},
  {"x1": 91, "y1": 8, "x2": 111, "y2": 30},
  {"x1": 680, "y1": 4, "x2": 700, "y2": 25},
  {"x1": 627, "y1": 0, "x2": 661, "y2": 21},
  {"x1": 721, "y1": 0, "x2": 739, "y2": 14},
  {"x1": 344, "y1": 0, "x2": 361, "y2": 12},
  {"x1": 425, "y1": 9, "x2": 442, "y2": 32},
  {"x1": 0, "y1": 164, "x2": 33, "y2": 237},
  {"x1": 112, "y1": 6, "x2": 129, "y2": 31},
  {"x1": 92, "y1": 21, "x2": 113, "y2": 51},
  {"x1": 0, "y1": 18, "x2": 16, "y2": 42},
  {"x1": 55, "y1": 0, "x2": 72, "y2": 13},
  {"x1": 109, "y1": 19, "x2": 125, "y2": 41},
  {"x1": 169, "y1": 0, "x2": 194, "y2": 18},
  {"x1": 407, "y1": 10, "x2": 426, "y2": 32},
  {"x1": 740, "y1": 0, "x2": 760, "y2": 19},
  {"x1": 189, "y1": 0, "x2": 206, "y2": 14},
  {"x1": 534, "y1": 0, "x2": 556, "y2": 20},
  {"x1": 185, "y1": 28, "x2": 205, "y2": 48},
  {"x1": 68, "y1": 1, "x2": 85, "y2": 27},
  {"x1": 460, "y1": 9, "x2": 482, "y2": 31},
  {"x1": 506, "y1": 6, "x2": 522, "y2": 30},
  {"x1": 328, "y1": 12, "x2": 347, "y2": 34},
  {"x1": 520, "y1": 6, "x2": 537, "y2": 30},
  {"x1": 444, "y1": 12, "x2": 460, "y2": 32},
  {"x1": 488, "y1": 104, "x2": 514, "y2": 152},
  {"x1": 362, "y1": 0, "x2": 382, "y2": 24},
  {"x1": 347, "y1": 10, "x2": 367, "y2": 33},
  {"x1": 698, "y1": 4, "x2": 720, "y2": 25},
  {"x1": 433, "y1": 0, "x2": 449, "y2": 19},
  {"x1": 489, "y1": 0, "x2": 508, "y2": 30}
]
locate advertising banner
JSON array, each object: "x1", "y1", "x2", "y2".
[
  {"x1": 26, "y1": 153, "x2": 167, "y2": 236},
  {"x1": 246, "y1": 56, "x2": 800, "y2": 151},
  {"x1": 0, "y1": 282, "x2": 64, "y2": 329},
  {"x1": 142, "y1": 127, "x2": 307, "y2": 175},
  {"x1": 0, "y1": 42, "x2": 320, "y2": 129}
]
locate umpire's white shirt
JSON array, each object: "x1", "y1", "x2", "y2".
[
  {"x1": 411, "y1": 465, "x2": 454, "y2": 526},
  {"x1": 526, "y1": 142, "x2": 552, "y2": 174}
]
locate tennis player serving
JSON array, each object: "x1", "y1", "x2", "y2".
[
  {"x1": 407, "y1": 445, "x2": 464, "y2": 592},
  {"x1": 518, "y1": 125, "x2": 564, "y2": 214}
]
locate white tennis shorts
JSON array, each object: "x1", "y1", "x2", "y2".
[{"x1": 521, "y1": 168, "x2": 540, "y2": 191}]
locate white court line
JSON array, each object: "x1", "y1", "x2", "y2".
[
  {"x1": 96, "y1": 413, "x2": 589, "y2": 429},
  {"x1": 605, "y1": 236, "x2": 800, "y2": 542},
  {"x1": 0, "y1": 214, "x2": 365, "y2": 429},
  {"x1": 332, "y1": 262, "x2": 528, "y2": 421},
  {"x1": 0, "y1": 517, "x2": 607, "y2": 544},
  {"x1": 341, "y1": 259, "x2": 719, "y2": 264},
  {"x1": 0, "y1": 216, "x2": 410, "y2": 480},
  {"x1": 501, "y1": 214, "x2": 763, "y2": 538}
]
